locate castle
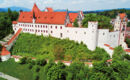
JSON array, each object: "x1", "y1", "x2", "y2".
[{"x1": 10, "y1": 3, "x2": 129, "y2": 58}]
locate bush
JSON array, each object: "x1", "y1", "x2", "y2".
[
  {"x1": 124, "y1": 54, "x2": 130, "y2": 60},
  {"x1": 36, "y1": 59, "x2": 47, "y2": 66},
  {"x1": 19, "y1": 57, "x2": 27, "y2": 64},
  {"x1": 35, "y1": 66, "x2": 40, "y2": 72},
  {"x1": 33, "y1": 74, "x2": 39, "y2": 80},
  {"x1": 28, "y1": 64, "x2": 33, "y2": 69},
  {"x1": 0, "y1": 44, "x2": 2, "y2": 51}
]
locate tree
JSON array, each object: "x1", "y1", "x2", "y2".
[
  {"x1": 73, "y1": 19, "x2": 79, "y2": 27},
  {"x1": 127, "y1": 22, "x2": 130, "y2": 27},
  {"x1": 53, "y1": 45, "x2": 65, "y2": 60},
  {"x1": 112, "y1": 46, "x2": 125, "y2": 61},
  {"x1": 46, "y1": 62, "x2": 66, "y2": 80},
  {"x1": 36, "y1": 58, "x2": 47, "y2": 66},
  {"x1": 125, "y1": 38, "x2": 130, "y2": 48},
  {"x1": 19, "y1": 57, "x2": 27, "y2": 64},
  {"x1": 82, "y1": 14, "x2": 113, "y2": 31},
  {"x1": 0, "y1": 44, "x2": 2, "y2": 51},
  {"x1": 66, "y1": 62, "x2": 88, "y2": 80}
]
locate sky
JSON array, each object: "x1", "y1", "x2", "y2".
[{"x1": 0, "y1": 0, "x2": 129, "y2": 11}]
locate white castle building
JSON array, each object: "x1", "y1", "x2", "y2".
[{"x1": 12, "y1": 3, "x2": 130, "y2": 57}]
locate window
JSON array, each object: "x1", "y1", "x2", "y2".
[
  {"x1": 113, "y1": 35, "x2": 115, "y2": 37},
  {"x1": 84, "y1": 32, "x2": 86, "y2": 34},
  {"x1": 46, "y1": 31, "x2": 48, "y2": 33},
  {"x1": 103, "y1": 33, "x2": 105, "y2": 35},
  {"x1": 35, "y1": 25, "x2": 37, "y2": 28},
  {"x1": 43, "y1": 25, "x2": 45, "y2": 28},
  {"x1": 51, "y1": 26, "x2": 52, "y2": 28},
  {"x1": 41, "y1": 25, "x2": 42, "y2": 28},
  {"x1": 46, "y1": 26, "x2": 47, "y2": 28},
  {"x1": 75, "y1": 31, "x2": 77, "y2": 34},
  {"x1": 55, "y1": 26, "x2": 57, "y2": 29},
  {"x1": 51, "y1": 31, "x2": 53, "y2": 33},
  {"x1": 60, "y1": 26, "x2": 62, "y2": 29}
]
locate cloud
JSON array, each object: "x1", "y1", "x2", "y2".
[{"x1": 0, "y1": 0, "x2": 129, "y2": 10}]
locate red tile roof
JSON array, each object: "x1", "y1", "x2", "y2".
[
  {"x1": 104, "y1": 44, "x2": 110, "y2": 47},
  {"x1": 31, "y1": 3, "x2": 41, "y2": 13},
  {"x1": 107, "y1": 59, "x2": 112, "y2": 62},
  {"x1": 80, "y1": 11, "x2": 84, "y2": 17},
  {"x1": 12, "y1": 21, "x2": 17, "y2": 24},
  {"x1": 120, "y1": 13, "x2": 126, "y2": 19},
  {"x1": 46, "y1": 7, "x2": 53, "y2": 12},
  {"x1": 109, "y1": 47, "x2": 114, "y2": 50},
  {"x1": 125, "y1": 49, "x2": 130, "y2": 52},
  {"x1": 18, "y1": 4, "x2": 67, "y2": 24},
  {"x1": 84, "y1": 62, "x2": 92, "y2": 65},
  {"x1": 7, "y1": 28, "x2": 22, "y2": 45},
  {"x1": 119, "y1": 13, "x2": 128, "y2": 21},
  {"x1": 35, "y1": 12, "x2": 67, "y2": 24},
  {"x1": 0, "y1": 46, "x2": 10, "y2": 56},
  {"x1": 69, "y1": 13, "x2": 78, "y2": 23},
  {"x1": 66, "y1": 23, "x2": 73, "y2": 27}
]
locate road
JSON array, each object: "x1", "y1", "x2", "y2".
[{"x1": 0, "y1": 72, "x2": 19, "y2": 80}]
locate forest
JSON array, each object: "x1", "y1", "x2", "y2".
[{"x1": 0, "y1": 8, "x2": 19, "y2": 40}]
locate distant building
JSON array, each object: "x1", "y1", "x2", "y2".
[
  {"x1": 0, "y1": 46, "x2": 11, "y2": 61},
  {"x1": 12, "y1": 3, "x2": 129, "y2": 57}
]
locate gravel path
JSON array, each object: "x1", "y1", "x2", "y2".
[{"x1": 0, "y1": 72, "x2": 19, "y2": 80}]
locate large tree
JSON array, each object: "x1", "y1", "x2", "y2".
[{"x1": 82, "y1": 14, "x2": 113, "y2": 31}]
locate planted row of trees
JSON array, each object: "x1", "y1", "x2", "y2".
[{"x1": 11, "y1": 33, "x2": 110, "y2": 62}]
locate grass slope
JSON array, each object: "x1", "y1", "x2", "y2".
[
  {"x1": 11, "y1": 33, "x2": 110, "y2": 61},
  {"x1": 0, "y1": 59, "x2": 33, "y2": 80}
]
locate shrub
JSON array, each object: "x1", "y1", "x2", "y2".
[
  {"x1": 33, "y1": 73, "x2": 39, "y2": 80},
  {"x1": 35, "y1": 66, "x2": 40, "y2": 72},
  {"x1": 28, "y1": 63, "x2": 33, "y2": 69},
  {"x1": 19, "y1": 57, "x2": 27, "y2": 64}
]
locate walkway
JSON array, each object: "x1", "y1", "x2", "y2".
[{"x1": 0, "y1": 72, "x2": 19, "y2": 80}]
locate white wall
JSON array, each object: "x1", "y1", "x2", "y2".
[
  {"x1": 108, "y1": 31, "x2": 119, "y2": 48},
  {"x1": 1, "y1": 54, "x2": 11, "y2": 61}
]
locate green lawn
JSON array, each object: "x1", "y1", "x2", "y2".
[
  {"x1": 0, "y1": 77, "x2": 7, "y2": 80},
  {"x1": 0, "y1": 59, "x2": 33, "y2": 80},
  {"x1": 0, "y1": 59, "x2": 47, "y2": 80}
]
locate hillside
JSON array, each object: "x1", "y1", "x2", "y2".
[{"x1": 11, "y1": 33, "x2": 110, "y2": 61}]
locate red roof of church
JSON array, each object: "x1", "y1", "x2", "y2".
[
  {"x1": 69, "y1": 13, "x2": 78, "y2": 23},
  {"x1": 0, "y1": 46, "x2": 10, "y2": 56},
  {"x1": 46, "y1": 7, "x2": 53, "y2": 12},
  {"x1": 7, "y1": 28, "x2": 22, "y2": 45}
]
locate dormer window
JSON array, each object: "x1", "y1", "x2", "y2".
[
  {"x1": 51, "y1": 17, "x2": 53, "y2": 19},
  {"x1": 44, "y1": 17, "x2": 47, "y2": 19}
]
